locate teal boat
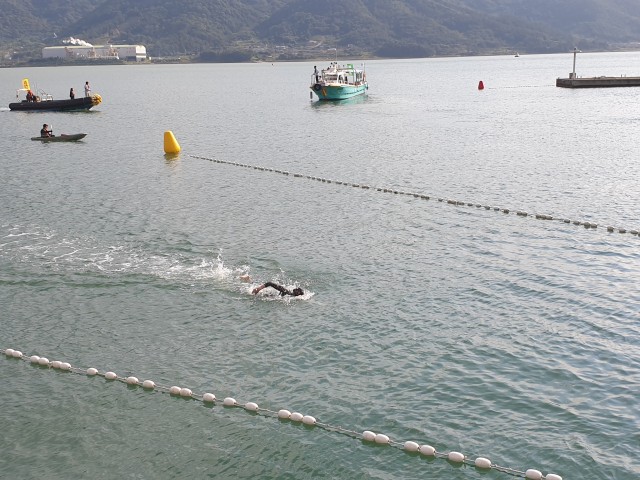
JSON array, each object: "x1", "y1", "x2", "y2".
[{"x1": 310, "y1": 62, "x2": 368, "y2": 100}]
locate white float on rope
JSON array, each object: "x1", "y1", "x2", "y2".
[
  {"x1": 202, "y1": 392, "x2": 216, "y2": 403},
  {"x1": 448, "y1": 451, "x2": 465, "y2": 463},
  {"x1": 142, "y1": 380, "x2": 155, "y2": 389},
  {"x1": 86, "y1": 367, "x2": 98, "y2": 376},
  {"x1": 546, "y1": 474, "x2": 563, "y2": 480},
  {"x1": 302, "y1": 415, "x2": 316, "y2": 425},
  {"x1": 104, "y1": 371, "x2": 117, "y2": 380},
  {"x1": 362, "y1": 430, "x2": 376, "y2": 442},
  {"x1": 277, "y1": 409, "x2": 291, "y2": 419},
  {"x1": 419, "y1": 445, "x2": 436, "y2": 456},
  {"x1": 474, "y1": 457, "x2": 492, "y2": 469},
  {"x1": 525, "y1": 469, "x2": 542, "y2": 479},
  {"x1": 404, "y1": 441, "x2": 420, "y2": 452}
]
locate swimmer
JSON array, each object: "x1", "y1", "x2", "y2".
[{"x1": 252, "y1": 282, "x2": 304, "y2": 297}]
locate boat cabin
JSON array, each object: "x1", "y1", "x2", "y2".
[{"x1": 312, "y1": 62, "x2": 366, "y2": 87}]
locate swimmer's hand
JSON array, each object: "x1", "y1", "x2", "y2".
[{"x1": 252, "y1": 285, "x2": 265, "y2": 295}]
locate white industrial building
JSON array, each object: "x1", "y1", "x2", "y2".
[{"x1": 42, "y1": 45, "x2": 147, "y2": 62}]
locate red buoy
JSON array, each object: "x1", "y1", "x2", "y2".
[{"x1": 478, "y1": 80, "x2": 484, "y2": 90}]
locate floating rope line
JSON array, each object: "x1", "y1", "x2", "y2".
[
  {"x1": 2, "y1": 347, "x2": 562, "y2": 480},
  {"x1": 189, "y1": 154, "x2": 639, "y2": 240},
  {"x1": 486, "y1": 84, "x2": 556, "y2": 89}
]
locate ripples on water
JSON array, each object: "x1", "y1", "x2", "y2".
[{"x1": 1, "y1": 54, "x2": 639, "y2": 479}]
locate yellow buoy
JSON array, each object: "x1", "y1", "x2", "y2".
[{"x1": 163, "y1": 130, "x2": 181, "y2": 154}]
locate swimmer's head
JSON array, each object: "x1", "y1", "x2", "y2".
[{"x1": 292, "y1": 287, "x2": 304, "y2": 296}]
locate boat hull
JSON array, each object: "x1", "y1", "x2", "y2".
[
  {"x1": 311, "y1": 83, "x2": 367, "y2": 101},
  {"x1": 10, "y1": 95, "x2": 102, "y2": 111},
  {"x1": 31, "y1": 133, "x2": 87, "y2": 142}
]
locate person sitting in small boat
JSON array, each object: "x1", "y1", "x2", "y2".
[
  {"x1": 252, "y1": 282, "x2": 304, "y2": 297},
  {"x1": 40, "y1": 124, "x2": 54, "y2": 138},
  {"x1": 26, "y1": 90, "x2": 35, "y2": 102}
]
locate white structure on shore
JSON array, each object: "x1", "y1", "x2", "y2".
[{"x1": 42, "y1": 45, "x2": 147, "y2": 62}]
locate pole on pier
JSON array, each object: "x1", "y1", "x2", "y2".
[{"x1": 571, "y1": 47, "x2": 581, "y2": 79}]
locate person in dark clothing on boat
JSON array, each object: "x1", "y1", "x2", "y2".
[
  {"x1": 252, "y1": 282, "x2": 304, "y2": 297},
  {"x1": 70, "y1": 88, "x2": 75, "y2": 99},
  {"x1": 314, "y1": 65, "x2": 319, "y2": 82},
  {"x1": 40, "y1": 124, "x2": 54, "y2": 138}
]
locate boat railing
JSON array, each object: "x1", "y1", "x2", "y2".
[
  {"x1": 37, "y1": 91, "x2": 54, "y2": 101},
  {"x1": 311, "y1": 72, "x2": 344, "y2": 85},
  {"x1": 310, "y1": 63, "x2": 367, "y2": 88}
]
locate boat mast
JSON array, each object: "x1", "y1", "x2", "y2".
[{"x1": 327, "y1": 47, "x2": 337, "y2": 64}]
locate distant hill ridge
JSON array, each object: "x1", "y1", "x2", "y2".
[{"x1": 2, "y1": 0, "x2": 640, "y2": 60}]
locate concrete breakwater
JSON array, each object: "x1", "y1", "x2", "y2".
[{"x1": 556, "y1": 75, "x2": 640, "y2": 88}]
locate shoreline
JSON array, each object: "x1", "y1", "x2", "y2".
[{"x1": 2, "y1": 47, "x2": 640, "y2": 69}]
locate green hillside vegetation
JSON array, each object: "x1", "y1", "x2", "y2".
[{"x1": 1, "y1": 0, "x2": 639, "y2": 63}]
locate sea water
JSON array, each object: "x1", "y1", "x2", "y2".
[{"x1": 0, "y1": 52, "x2": 639, "y2": 479}]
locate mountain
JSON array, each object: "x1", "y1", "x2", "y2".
[
  {"x1": 2, "y1": 0, "x2": 640, "y2": 62},
  {"x1": 470, "y1": 0, "x2": 640, "y2": 42}
]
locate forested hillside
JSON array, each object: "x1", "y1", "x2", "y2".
[{"x1": 2, "y1": 0, "x2": 639, "y2": 62}]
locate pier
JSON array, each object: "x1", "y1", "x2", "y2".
[
  {"x1": 556, "y1": 76, "x2": 640, "y2": 88},
  {"x1": 555, "y1": 47, "x2": 640, "y2": 88}
]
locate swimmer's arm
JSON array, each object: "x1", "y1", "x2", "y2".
[
  {"x1": 264, "y1": 282, "x2": 289, "y2": 295},
  {"x1": 253, "y1": 282, "x2": 289, "y2": 296}
]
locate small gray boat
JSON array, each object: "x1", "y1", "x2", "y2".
[{"x1": 31, "y1": 133, "x2": 87, "y2": 142}]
